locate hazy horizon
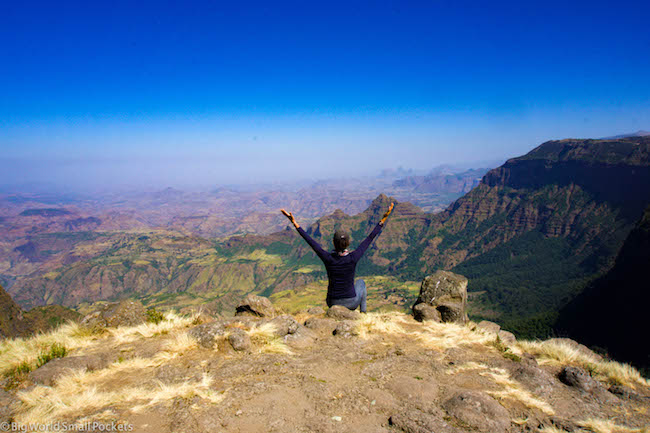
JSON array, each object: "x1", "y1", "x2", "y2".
[{"x1": 2, "y1": 1, "x2": 649, "y2": 191}]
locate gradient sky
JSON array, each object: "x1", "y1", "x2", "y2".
[{"x1": 1, "y1": 0, "x2": 649, "y2": 190}]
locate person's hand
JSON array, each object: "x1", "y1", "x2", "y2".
[
  {"x1": 281, "y1": 209, "x2": 300, "y2": 229},
  {"x1": 380, "y1": 202, "x2": 394, "y2": 225}
]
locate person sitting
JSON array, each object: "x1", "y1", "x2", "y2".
[{"x1": 280, "y1": 203, "x2": 394, "y2": 313}]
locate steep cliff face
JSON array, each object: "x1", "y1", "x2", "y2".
[
  {"x1": 413, "y1": 137, "x2": 650, "y2": 335},
  {"x1": 556, "y1": 205, "x2": 650, "y2": 371}
]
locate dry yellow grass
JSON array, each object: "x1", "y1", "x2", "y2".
[
  {"x1": 480, "y1": 368, "x2": 555, "y2": 415},
  {"x1": 576, "y1": 418, "x2": 649, "y2": 433},
  {"x1": 0, "y1": 322, "x2": 96, "y2": 375},
  {"x1": 516, "y1": 339, "x2": 649, "y2": 388},
  {"x1": 445, "y1": 361, "x2": 489, "y2": 375},
  {"x1": 245, "y1": 322, "x2": 292, "y2": 354},
  {"x1": 413, "y1": 320, "x2": 494, "y2": 351},
  {"x1": 356, "y1": 312, "x2": 406, "y2": 338},
  {"x1": 17, "y1": 372, "x2": 223, "y2": 424},
  {"x1": 106, "y1": 311, "x2": 195, "y2": 344},
  {"x1": 163, "y1": 331, "x2": 198, "y2": 355}
]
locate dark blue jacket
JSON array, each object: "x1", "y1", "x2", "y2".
[{"x1": 296, "y1": 222, "x2": 384, "y2": 299}]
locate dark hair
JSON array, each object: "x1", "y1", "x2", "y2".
[{"x1": 333, "y1": 229, "x2": 350, "y2": 252}]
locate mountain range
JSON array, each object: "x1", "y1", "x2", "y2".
[{"x1": 2, "y1": 136, "x2": 649, "y2": 370}]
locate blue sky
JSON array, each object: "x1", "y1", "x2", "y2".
[{"x1": 1, "y1": 0, "x2": 649, "y2": 189}]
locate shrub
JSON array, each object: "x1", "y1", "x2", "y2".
[
  {"x1": 146, "y1": 308, "x2": 165, "y2": 325},
  {"x1": 36, "y1": 343, "x2": 68, "y2": 368}
]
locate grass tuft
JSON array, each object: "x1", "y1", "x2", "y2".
[{"x1": 246, "y1": 323, "x2": 292, "y2": 354}]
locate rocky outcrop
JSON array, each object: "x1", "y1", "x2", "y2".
[
  {"x1": 0, "y1": 284, "x2": 29, "y2": 338},
  {"x1": 412, "y1": 271, "x2": 468, "y2": 323},
  {"x1": 235, "y1": 295, "x2": 277, "y2": 318},
  {"x1": 81, "y1": 300, "x2": 147, "y2": 330}
]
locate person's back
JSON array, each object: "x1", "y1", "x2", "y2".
[{"x1": 281, "y1": 203, "x2": 394, "y2": 312}]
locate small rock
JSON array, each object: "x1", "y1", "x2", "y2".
[
  {"x1": 227, "y1": 329, "x2": 251, "y2": 352},
  {"x1": 477, "y1": 320, "x2": 501, "y2": 334},
  {"x1": 559, "y1": 366, "x2": 599, "y2": 393},
  {"x1": 307, "y1": 306, "x2": 325, "y2": 315},
  {"x1": 235, "y1": 295, "x2": 276, "y2": 318},
  {"x1": 497, "y1": 330, "x2": 516, "y2": 344},
  {"x1": 326, "y1": 305, "x2": 361, "y2": 320},
  {"x1": 188, "y1": 322, "x2": 226, "y2": 349},
  {"x1": 389, "y1": 410, "x2": 454, "y2": 433},
  {"x1": 607, "y1": 384, "x2": 637, "y2": 400},
  {"x1": 268, "y1": 315, "x2": 299, "y2": 336},
  {"x1": 304, "y1": 317, "x2": 337, "y2": 333},
  {"x1": 283, "y1": 326, "x2": 316, "y2": 348},
  {"x1": 442, "y1": 390, "x2": 510, "y2": 433},
  {"x1": 333, "y1": 320, "x2": 358, "y2": 337},
  {"x1": 412, "y1": 303, "x2": 441, "y2": 322}
]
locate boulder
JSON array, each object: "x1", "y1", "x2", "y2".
[
  {"x1": 227, "y1": 329, "x2": 251, "y2": 352},
  {"x1": 326, "y1": 305, "x2": 361, "y2": 320},
  {"x1": 442, "y1": 390, "x2": 510, "y2": 433},
  {"x1": 333, "y1": 320, "x2": 358, "y2": 337},
  {"x1": 497, "y1": 330, "x2": 516, "y2": 344},
  {"x1": 235, "y1": 295, "x2": 276, "y2": 318},
  {"x1": 559, "y1": 366, "x2": 600, "y2": 393},
  {"x1": 477, "y1": 320, "x2": 501, "y2": 334},
  {"x1": 188, "y1": 322, "x2": 226, "y2": 349},
  {"x1": 412, "y1": 303, "x2": 441, "y2": 322},
  {"x1": 29, "y1": 354, "x2": 116, "y2": 386},
  {"x1": 81, "y1": 300, "x2": 147, "y2": 330},
  {"x1": 412, "y1": 271, "x2": 468, "y2": 324}
]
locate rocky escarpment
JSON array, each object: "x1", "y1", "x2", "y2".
[{"x1": 0, "y1": 283, "x2": 79, "y2": 339}]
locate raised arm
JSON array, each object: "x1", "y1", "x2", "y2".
[
  {"x1": 281, "y1": 209, "x2": 330, "y2": 262},
  {"x1": 350, "y1": 202, "x2": 394, "y2": 261}
]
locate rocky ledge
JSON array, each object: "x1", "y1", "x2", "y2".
[{"x1": 0, "y1": 293, "x2": 648, "y2": 433}]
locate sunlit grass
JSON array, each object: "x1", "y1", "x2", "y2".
[
  {"x1": 106, "y1": 311, "x2": 195, "y2": 344},
  {"x1": 246, "y1": 322, "x2": 292, "y2": 354},
  {"x1": 356, "y1": 312, "x2": 407, "y2": 338},
  {"x1": 480, "y1": 368, "x2": 555, "y2": 415},
  {"x1": 516, "y1": 339, "x2": 649, "y2": 388},
  {"x1": 0, "y1": 322, "x2": 95, "y2": 375},
  {"x1": 16, "y1": 372, "x2": 223, "y2": 424}
]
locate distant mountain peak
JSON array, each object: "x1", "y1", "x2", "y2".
[{"x1": 602, "y1": 130, "x2": 650, "y2": 139}]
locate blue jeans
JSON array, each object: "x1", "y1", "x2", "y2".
[{"x1": 327, "y1": 279, "x2": 367, "y2": 313}]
